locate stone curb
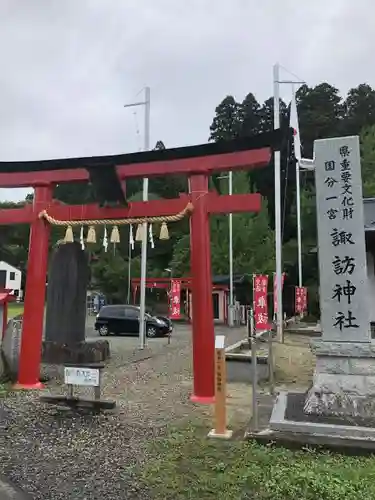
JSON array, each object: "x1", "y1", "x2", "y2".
[{"x1": 0, "y1": 475, "x2": 32, "y2": 500}]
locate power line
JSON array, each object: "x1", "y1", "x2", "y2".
[{"x1": 279, "y1": 64, "x2": 305, "y2": 86}]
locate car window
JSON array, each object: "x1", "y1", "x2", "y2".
[
  {"x1": 125, "y1": 307, "x2": 140, "y2": 319},
  {"x1": 100, "y1": 306, "x2": 124, "y2": 318}
]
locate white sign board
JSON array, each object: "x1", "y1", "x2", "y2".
[
  {"x1": 64, "y1": 367, "x2": 100, "y2": 387},
  {"x1": 215, "y1": 335, "x2": 225, "y2": 349},
  {"x1": 314, "y1": 136, "x2": 370, "y2": 342}
]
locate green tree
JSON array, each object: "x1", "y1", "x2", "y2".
[
  {"x1": 296, "y1": 83, "x2": 343, "y2": 158},
  {"x1": 209, "y1": 95, "x2": 242, "y2": 193},
  {"x1": 90, "y1": 251, "x2": 129, "y2": 303},
  {"x1": 239, "y1": 92, "x2": 262, "y2": 136},
  {"x1": 209, "y1": 95, "x2": 241, "y2": 142},
  {"x1": 360, "y1": 125, "x2": 375, "y2": 197},
  {"x1": 343, "y1": 84, "x2": 375, "y2": 136},
  {"x1": 169, "y1": 171, "x2": 275, "y2": 277}
]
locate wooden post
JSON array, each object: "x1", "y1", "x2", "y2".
[{"x1": 208, "y1": 335, "x2": 233, "y2": 439}]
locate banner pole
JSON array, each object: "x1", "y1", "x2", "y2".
[{"x1": 250, "y1": 309, "x2": 258, "y2": 431}]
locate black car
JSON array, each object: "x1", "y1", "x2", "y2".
[{"x1": 94, "y1": 304, "x2": 173, "y2": 338}]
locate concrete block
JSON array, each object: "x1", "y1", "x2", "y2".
[
  {"x1": 305, "y1": 354, "x2": 375, "y2": 418},
  {"x1": 270, "y1": 391, "x2": 375, "y2": 442},
  {"x1": 311, "y1": 341, "x2": 375, "y2": 358},
  {"x1": 316, "y1": 356, "x2": 375, "y2": 376}
]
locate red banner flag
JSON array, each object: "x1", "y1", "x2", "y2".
[
  {"x1": 170, "y1": 280, "x2": 181, "y2": 319},
  {"x1": 295, "y1": 287, "x2": 303, "y2": 314},
  {"x1": 273, "y1": 272, "x2": 285, "y2": 313},
  {"x1": 295, "y1": 286, "x2": 308, "y2": 314},
  {"x1": 302, "y1": 287, "x2": 308, "y2": 313},
  {"x1": 253, "y1": 274, "x2": 269, "y2": 330}
]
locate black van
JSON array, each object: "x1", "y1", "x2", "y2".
[{"x1": 94, "y1": 304, "x2": 172, "y2": 338}]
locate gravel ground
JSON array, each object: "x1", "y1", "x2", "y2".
[{"x1": 0, "y1": 324, "x2": 246, "y2": 500}]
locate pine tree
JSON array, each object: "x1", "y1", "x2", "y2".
[{"x1": 209, "y1": 95, "x2": 241, "y2": 142}]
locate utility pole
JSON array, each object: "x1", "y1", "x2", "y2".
[{"x1": 124, "y1": 86, "x2": 151, "y2": 349}]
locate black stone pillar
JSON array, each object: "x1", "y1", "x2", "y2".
[{"x1": 43, "y1": 242, "x2": 110, "y2": 364}]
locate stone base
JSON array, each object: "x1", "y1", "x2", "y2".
[
  {"x1": 270, "y1": 391, "x2": 375, "y2": 441},
  {"x1": 257, "y1": 391, "x2": 375, "y2": 452},
  {"x1": 305, "y1": 341, "x2": 375, "y2": 419},
  {"x1": 42, "y1": 339, "x2": 110, "y2": 365},
  {"x1": 207, "y1": 428, "x2": 233, "y2": 440}
]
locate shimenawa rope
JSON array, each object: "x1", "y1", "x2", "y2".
[
  {"x1": 38, "y1": 202, "x2": 194, "y2": 227},
  {"x1": 39, "y1": 202, "x2": 194, "y2": 244}
]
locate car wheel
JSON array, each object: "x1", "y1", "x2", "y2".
[
  {"x1": 146, "y1": 326, "x2": 157, "y2": 338},
  {"x1": 99, "y1": 325, "x2": 109, "y2": 336}
]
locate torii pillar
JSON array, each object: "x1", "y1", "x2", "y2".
[{"x1": 189, "y1": 174, "x2": 215, "y2": 403}]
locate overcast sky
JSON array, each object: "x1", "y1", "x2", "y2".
[{"x1": 0, "y1": 0, "x2": 374, "y2": 201}]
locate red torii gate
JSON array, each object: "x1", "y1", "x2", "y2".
[{"x1": 0, "y1": 135, "x2": 276, "y2": 403}]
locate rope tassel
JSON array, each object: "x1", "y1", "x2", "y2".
[
  {"x1": 87, "y1": 226, "x2": 96, "y2": 244},
  {"x1": 159, "y1": 222, "x2": 169, "y2": 240},
  {"x1": 64, "y1": 225, "x2": 74, "y2": 243},
  {"x1": 135, "y1": 223, "x2": 144, "y2": 242},
  {"x1": 110, "y1": 225, "x2": 120, "y2": 244}
]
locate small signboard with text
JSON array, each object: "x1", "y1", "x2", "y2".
[{"x1": 64, "y1": 367, "x2": 100, "y2": 387}]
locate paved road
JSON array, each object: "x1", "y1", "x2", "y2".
[{"x1": 85, "y1": 317, "x2": 244, "y2": 355}]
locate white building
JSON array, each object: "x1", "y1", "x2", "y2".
[{"x1": 0, "y1": 261, "x2": 22, "y2": 297}]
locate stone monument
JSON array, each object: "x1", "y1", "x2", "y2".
[
  {"x1": 43, "y1": 242, "x2": 110, "y2": 364},
  {"x1": 304, "y1": 135, "x2": 373, "y2": 418},
  {"x1": 1, "y1": 316, "x2": 23, "y2": 381},
  {"x1": 268, "y1": 136, "x2": 375, "y2": 445}
]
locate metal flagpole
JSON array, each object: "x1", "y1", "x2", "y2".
[
  {"x1": 228, "y1": 171, "x2": 234, "y2": 326},
  {"x1": 139, "y1": 86, "x2": 151, "y2": 349},
  {"x1": 291, "y1": 85, "x2": 303, "y2": 288},
  {"x1": 124, "y1": 86, "x2": 151, "y2": 349},
  {"x1": 273, "y1": 64, "x2": 284, "y2": 343},
  {"x1": 127, "y1": 238, "x2": 132, "y2": 303}
]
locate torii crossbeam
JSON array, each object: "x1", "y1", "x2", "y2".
[{"x1": 0, "y1": 130, "x2": 283, "y2": 403}]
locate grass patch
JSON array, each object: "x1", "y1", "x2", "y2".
[
  {"x1": 0, "y1": 383, "x2": 9, "y2": 397},
  {"x1": 7, "y1": 302, "x2": 24, "y2": 319},
  {"x1": 140, "y1": 425, "x2": 375, "y2": 500}
]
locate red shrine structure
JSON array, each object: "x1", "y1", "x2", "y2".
[
  {"x1": 0, "y1": 130, "x2": 285, "y2": 403},
  {"x1": 131, "y1": 277, "x2": 231, "y2": 323}
]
